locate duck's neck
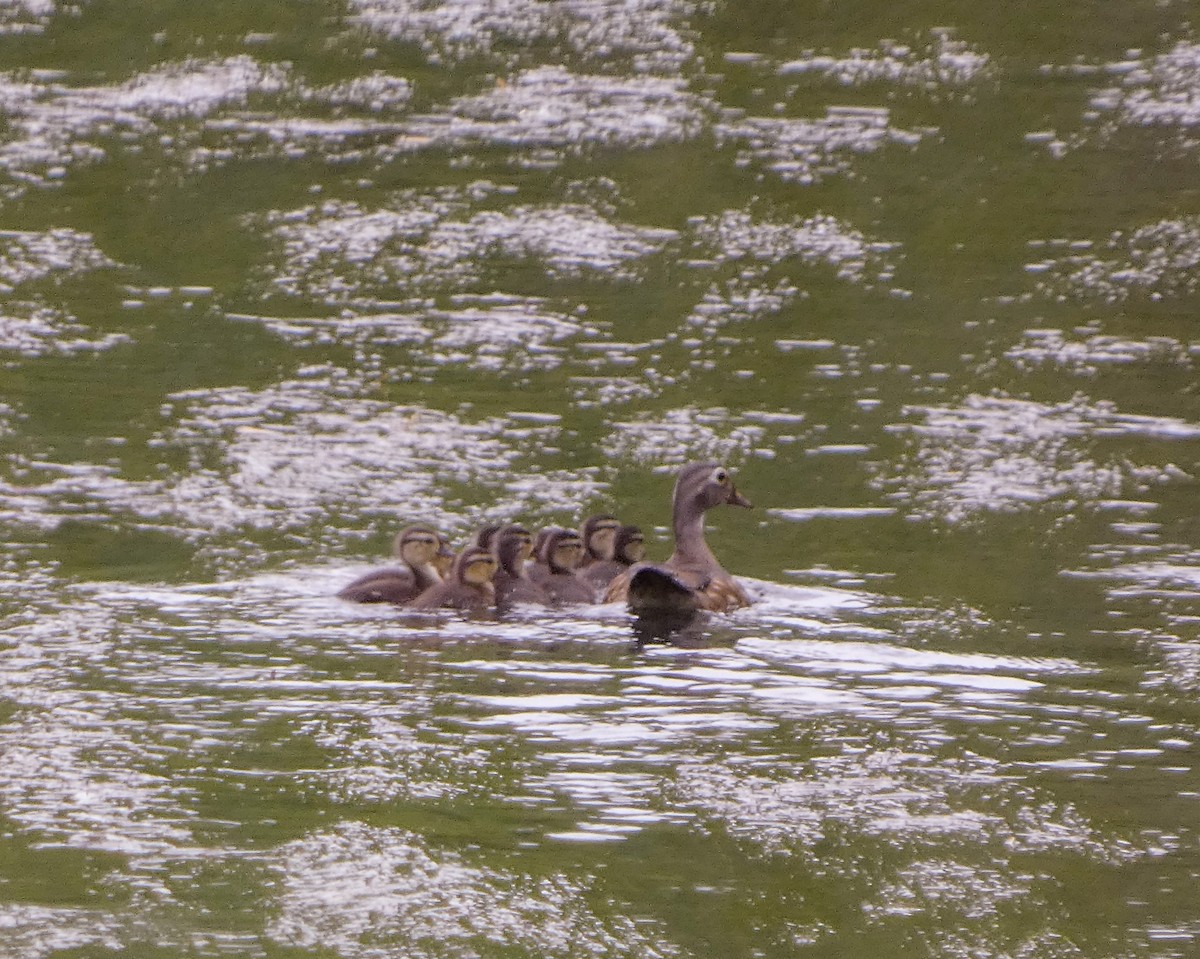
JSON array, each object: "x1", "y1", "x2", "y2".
[
  {"x1": 670, "y1": 496, "x2": 719, "y2": 571},
  {"x1": 413, "y1": 562, "x2": 442, "y2": 588}
]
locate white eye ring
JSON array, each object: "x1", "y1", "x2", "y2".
[{"x1": 713, "y1": 468, "x2": 728, "y2": 483}]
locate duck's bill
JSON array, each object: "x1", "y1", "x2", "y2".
[{"x1": 729, "y1": 487, "x2": 753, "y2": 508}]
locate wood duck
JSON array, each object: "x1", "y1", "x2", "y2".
[
  {"x1": 525, "y1": 527, "x2": 560, "y2": 587},
  {"x1": 538, "y1": 527, "x2": 595, "y2": 605},
  {"x1": 492, "y1": 525, "x2": 550, "y2": 607},
  {"x1": 604, "y1": 462, "x2": 752, "y2": 614},
  {"x1": 469, "y1": 523, "x2": 504, "y2": 551},
  {"x1": 407, "y1": 545, "x2": 497, "y2": 610},
  {"x1": 577, "y1": 514, "x2": 620, "y2": 570},
  {"x1": 432, "y1": 530, "x2": 454, "y2": 579},
  {"x1": 579, "y1": 523, "x2": 645, "y2": 597},
  {"x1": 337, "y1": 524, "x2": 450, "y2": 604}
]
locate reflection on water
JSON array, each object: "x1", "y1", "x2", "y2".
[
  {"x1": 1, "y1": 0, "x2": 1200, "y2": 957},
  {"x1": 2, "y1": 562, "x2": 1191, "y2": 955}
]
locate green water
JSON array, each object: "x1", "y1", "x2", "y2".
[{"x1": 2, "y1": 1, "x2": 1200, "y2": 956}]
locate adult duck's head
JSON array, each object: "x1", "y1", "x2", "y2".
[
  {"x1": 668, "y1": 462, "x2": 752, "y2": 569},
  {"x1": 674, "y1": 462, "x2": 753, "y2": 514},
  {"x1": 392, "y1": 525, "x2": 447, "y2": 575},
  {"x1": 579, "y1": 514, "x2": 620, "y2": 561},
  {"x1": 542, "y1": 528, "x2": 585, "y2": 574}
]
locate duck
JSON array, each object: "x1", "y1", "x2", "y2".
[
  {"x1": 492, "y1": 525, "x2": 550, "y2": 607},
  {"x1": 468, "y1": 523, "x2": 504, "y2": 551},
  {"x1": 406, "y1": 545, "x2": 497, "y2": 610},
  {"x1": 577, "y1": 514, "x2": 620, "y2": 570},
  {"x1": 604, "y1": 462, "x2": 752, "y2": 615},
  {"x1": 337, "y1": 524, "x2": 450, "y2": 604},
  {"x1": 525, "y1": 526, "x2": 562, "y2": 587},
  {"x1": 432, "y1": 530, "x2": 454, "y2": 579},
  {"x1": 538, "y1": 527, "x2": 596, "y2": 605},
  {"x1": 579, "y1": 523, "x2": 646, "y2": 597}
]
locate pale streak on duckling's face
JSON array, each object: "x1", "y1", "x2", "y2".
[
  {"x1": 589, "y1": 521, "x2": 619, "y2": 559},
  {"x1": 516, "y1": 530, "x2": 534, "y2": 561},
  {"x1": 434, "y1": 536, "x2": 454, "y2": 578},
  {"x1": 401, "y1": 530, "x2": 441, "y2": 568},
  {"x1": 553, "y1": 540, "x2": 584, "y2": 570},
  {"x1": 623, "y1": 537, "x2": 647, "y2": 564},
  {"x1": 462, "y1": 555, "x2": 498, "y2": 587}
]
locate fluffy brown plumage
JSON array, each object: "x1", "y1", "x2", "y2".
[
  {"x1": 577, "y1": 514, "x2": 620, "y2": 569},
  {"x1": 492, "y1": 525, "x2": 549, "y2": 607},
  {"x1": 407, "y1": 546, "x2": 497, "y2": 610},
  {"x1": 579, "y1": 524, "x2": 645, "y2": 598},
  {"x1": 337, "y1": 524, "x2": 449, "y2": 604},
  {"x1": 538, "y1": 528, "x2": 595, "y2": 605}
]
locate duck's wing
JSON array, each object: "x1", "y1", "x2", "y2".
[
  {"x1": 694, "y1": 575, "x2": 753, "y2": 613},
  {"x1": 601, "y1": 563, "x2": 705, "y2": 614},
  {"x1": 338, "y1": 566, "x2": 418, "y2": 604},
  {"x1": 544, "y1": 572, "x2": 597, "y2": 605}
]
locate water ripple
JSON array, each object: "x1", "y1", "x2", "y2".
[{"x1": 266, "y1": 822, "x2": 681, "y2": 958}]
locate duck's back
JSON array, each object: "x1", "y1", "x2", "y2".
[
  {"x1": 494, "y1": 570, "x2": 549, "y2": 606},
  {"x1": 543, "y1": 571, "x2": 595, "y2": 605},
  {"x1": 408, "y1": 581, "x2": 492, "y2": 610},
  {"x1": 338, "y1": 566, "x2": 420, "y2": 604}
]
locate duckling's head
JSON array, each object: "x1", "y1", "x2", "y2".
[
  {"x1": 544, "y1": 528, "x2": 584, "y2": 573},
  {"x1": 615, "y1": 524, "x2": 647, "y2": 564},
  {"x1": 531, "y1": 527, "x2": 556, "y2": 562},
  {"x1": 469, "y1": 523, "x2": 504, "y2": 552},
  {"x1": 675, "y1": 462, "x2": 752, "y2": 512},
  {"x1": 493, "y1": 525, "x2": 532, "y2": 574},
  {"x1": 455, "y1": 546, "x2": 498, "y2": 587},
  {"x1": 394, "y1": 525, "x2": 445, "y2": 571},
  {"x1": 580, "y1": 514, "x2": 620, "y2": 560},
  {"x1": 434, "y1": 532, "x2": 454, "y2": 578}
]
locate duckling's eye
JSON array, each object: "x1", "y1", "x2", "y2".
[{"x1": 714, "y1": 468, "x2": 728, "y2": 484}]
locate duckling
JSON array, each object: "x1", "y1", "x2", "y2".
[
  {"x1": 577, "y1": 514, "x2": 620, "y2": 570},
  {"x1": 539, "y1": 527, "x2": 596, "y2": 605},
  {"x1": 492, "y1": 525, "x2": 550, "y2": 607},
  {"x1": 579, "y1": 523, "x2": 645, "y2": 596},
  {"x1": 604, "y1": 462, "x2": 752, "y2": 614},
  {"x1": 469, "y1": 523, "x2": 504, "y2": 551},
  {"x1": 337, "y1": 524, "x2": 448, "y2": 604},
  {"x1": 433, "y1": 531, "x2": 454, "y2": 579},
  {"x1": 525, "y1": 526, "x2": 562, "y2": 587},
  {"x1": 407, "y1": 545, "x2": 497, "y2": 610}
]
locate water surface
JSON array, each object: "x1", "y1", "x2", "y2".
[{"x1": 2, "y1": 2, "x2": 1200, "y2": 957}]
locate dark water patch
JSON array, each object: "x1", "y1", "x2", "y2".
[{"x1": 44, "y1": 520, "x2": 198, "y2": 582}]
